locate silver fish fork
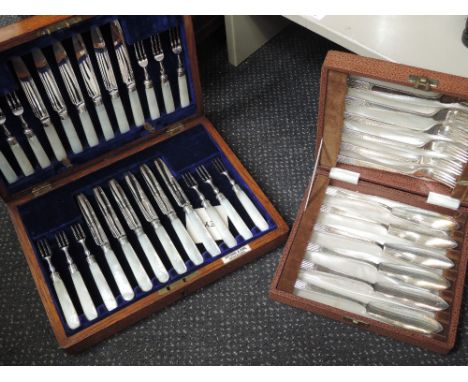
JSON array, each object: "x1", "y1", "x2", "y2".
[
  {"x1": 37, "y1": 239, "x2": 80, "y2": 329},
  {"x1": 169, "y1": 26, "x2": 190, "y2": 108},
  {"x1": 55, "y1": 231, "x2": 98, "y2": 321},
  {"x1": 150, "y1": 33, "x2": 175, "y2": 113},
  {"x1": 196, "y1": 164, "x2": 253, "y2": 240},
  {"x1": 182, "y1": 171, "x2": 237, "y2": 248},
  {"x1": 134, "y1": 40, "x2": 160, "y2": 120},
  {"x1": 6, "y1": 91, "x2": 51, "y2": 169},
  {"x1": 338, "y1": 150, "x2": 459, "y2": 188},
  {"x1": 71, "y1": 223, "x2": 117, "y2": 312}
]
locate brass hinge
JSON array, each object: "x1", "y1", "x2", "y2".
[
  {"x1": 343, "y1": 316, "x2": 370, "y2": 328},
  {"x1": 408, "y1": 75, "x2": 439, "y2": 91},
  {"x1": 32, "y1": 183, "x2": 53, "y2": 197},
  {"x1": 36, "y1": 16, "x2": 85, "y2": 37}
]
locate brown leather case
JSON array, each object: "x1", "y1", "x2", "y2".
[
  {"x1": 0, "y1": 16, "x2": 289, "y2": 352},
  {"x1": 269, "y1": 50, "x2": 468, "y2": 353}
]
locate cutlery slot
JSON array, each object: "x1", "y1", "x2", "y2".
[
  {"x1": 0, "y1": 16, "x2": 198, "y2": 196},
  {"x1": 18, "y1": 123, "x2": 279, "y2": 336}
]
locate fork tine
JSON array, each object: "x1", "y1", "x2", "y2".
[
  {"x1": 181, "y1": 173, "x2": 190, "y2": 187},
  {"x1": 5, "y1": 93, "x2": 13, "y2": 109},
  {"x1": 150, "y1": 35, "x2": 156, "y2": 55},
  {"x1": 133, "y1": 43, "x2": 140, "y2": 60},
  {"x1": 188, "y1": 172, "x2": 197, "y2": 185},
  {"x1": 13, "y1": 91, "x2": 20, "y2": 105}
]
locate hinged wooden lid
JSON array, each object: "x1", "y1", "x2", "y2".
[
  {"x1": 0, "y1": 15, "x2": 203, "y2": 204},
  {"x1": 315, "y1": 50, "x2": 468, "y2": 208}
]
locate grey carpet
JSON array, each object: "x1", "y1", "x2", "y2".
[{"x1": 0, "y1": 19, "x2": 467, "y2": 365}]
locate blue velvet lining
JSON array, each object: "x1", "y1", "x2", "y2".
[
  {"x1": 18, "y1": 124, "x2": 277, "y2": 336},
  {"x1": 0, "y1": 16, "x2": 196, "y2": 194}
]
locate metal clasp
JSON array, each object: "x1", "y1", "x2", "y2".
[{"x1": 408, "y1": 75, "x2": 439, "y2": 91}]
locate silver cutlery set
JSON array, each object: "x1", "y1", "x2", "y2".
[
  {"x1": 338, "y1": 76, "x2": 468, "y2": 188},
  {"x1": 37, "y1": 157, "x2": 268, "y2": 329},
  {"x1": 295, "y1": 185, "x2": 459, "y2": 335},
  {"x1": 0, "y1": 20, "x2": 190, "y2": 185}
]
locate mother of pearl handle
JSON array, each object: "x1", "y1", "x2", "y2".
[
  {"x1": 102, "y1": 245, "x2": 134, "y2": 301},
  {"x1": 61, "y1": 116, "x2": 83, "y2": 154},
  {"x1": 128, "y1": 89, "x2": 145, "y2": 127},
  {"x1": 153, "y1": 222, "x2": 187, "y2": 275},
  {"x1": 111, "y1": 96, "x2": 130, "y2": 134},
  {"x1": 171, "y1": 217, "x2": 203, "y2": 266},
  {"x1": 88, "y1": 257, "x2": 117, "y2": 312},
  {"x1": 95, "y1": 103, "x2": 115, "y2": 141},
  {"x1": 10, "y1": 143, "x2": 34, "y2": 176},
  {"x1": 27, "y1": 134, "x2": 51, "y2": 169},
  {"x1": 185, "y1": 207, "x2": 221, "y2": 257},
  {"x1": 118, "y1": 237, "x2": 152, "y2": 292},
  {"x1": 234, "y1": 185, "x2": 269, "y2": 232},
  {"x1": 203, "y1": 202, "x2": 237, "y2": 248},
  {"x1": 51, "y1": 272, "x2": 81, "y2": 330},
  {"x1": 161, "y1": 79, "x2": 175, "y2": 114},
  {"x1": 136, "y1": 230, "x2": 169, "y2": 283},
  {"x1": 70, "y1": 269, "x2": 98, "y2": 321},
  {"x1": 219, "y1": 196, "x2": 253, "y2": 240},
  {"x1": 178, "y1": 73, "x2": 190, "y2": 108},
  {"x1": 145, "y1": 86, "x2": 160, "y2": 120},
  {"x1": 43, "y1": 120, "x2": 67, "y2": 161},
  {"x1": 0, "y1": 150, "x2": 18, "y2": 183},
  {"x1": 79, "y1": 110, "x2": 99, "y2": 147}
]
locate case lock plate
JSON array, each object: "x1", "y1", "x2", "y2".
[
  {"x1": 32, "y1": 183, "x2": 52, "y2": 197},
  {"x1": 408, "y1": 75, "x2": 439, "y2": 91}
]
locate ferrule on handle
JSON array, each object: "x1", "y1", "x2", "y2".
[
  {"x1": 95, "y1": 103, "x2": 115, "y2": 141},
  {"x1": 185, "y1": 207, "x2": 221, "y2": 257},
  {"x1": 128, "y1": 89, "x2": 145, "y2": 127},
  {"x1": 234, "y1": 186, "x2": 269, "y2": 231},
  {"x1": 78, "y1": 109, "x2": 99, "y2": 147},
  {"x1": 61, "y1": 116, "x2": 83, "y2": 154},
  {"x1": 111, "y1": 96, "x2": 130, "y2": 134}
]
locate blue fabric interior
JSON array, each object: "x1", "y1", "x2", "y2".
[
  {"x1": 0, "y1": 15, "x2": 196, "y2": 194},
  {"x1": 18, "y1": 124, "x2": 277, "y2": 336}
]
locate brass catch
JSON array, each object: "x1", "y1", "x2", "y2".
[
  {"x1": 32, "y1": 183, "x2": 53, "y2": 197},
  {"x1": 408, "y1": 75, "x2": 439, "y2": 91},
  {"x1": 166, "y1": 123, "x2": 185, "y2": 136},
  {"x1": 36, "y1": 16, "x2": 85, "y2": 37}
]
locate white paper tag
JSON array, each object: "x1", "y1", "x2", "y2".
[
  {"x1": 222, "y1": 244, "x2": 252, "y2": 264},
  {"x1": 186, "y1": 206, "x2": 229, "y2": 244}
]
